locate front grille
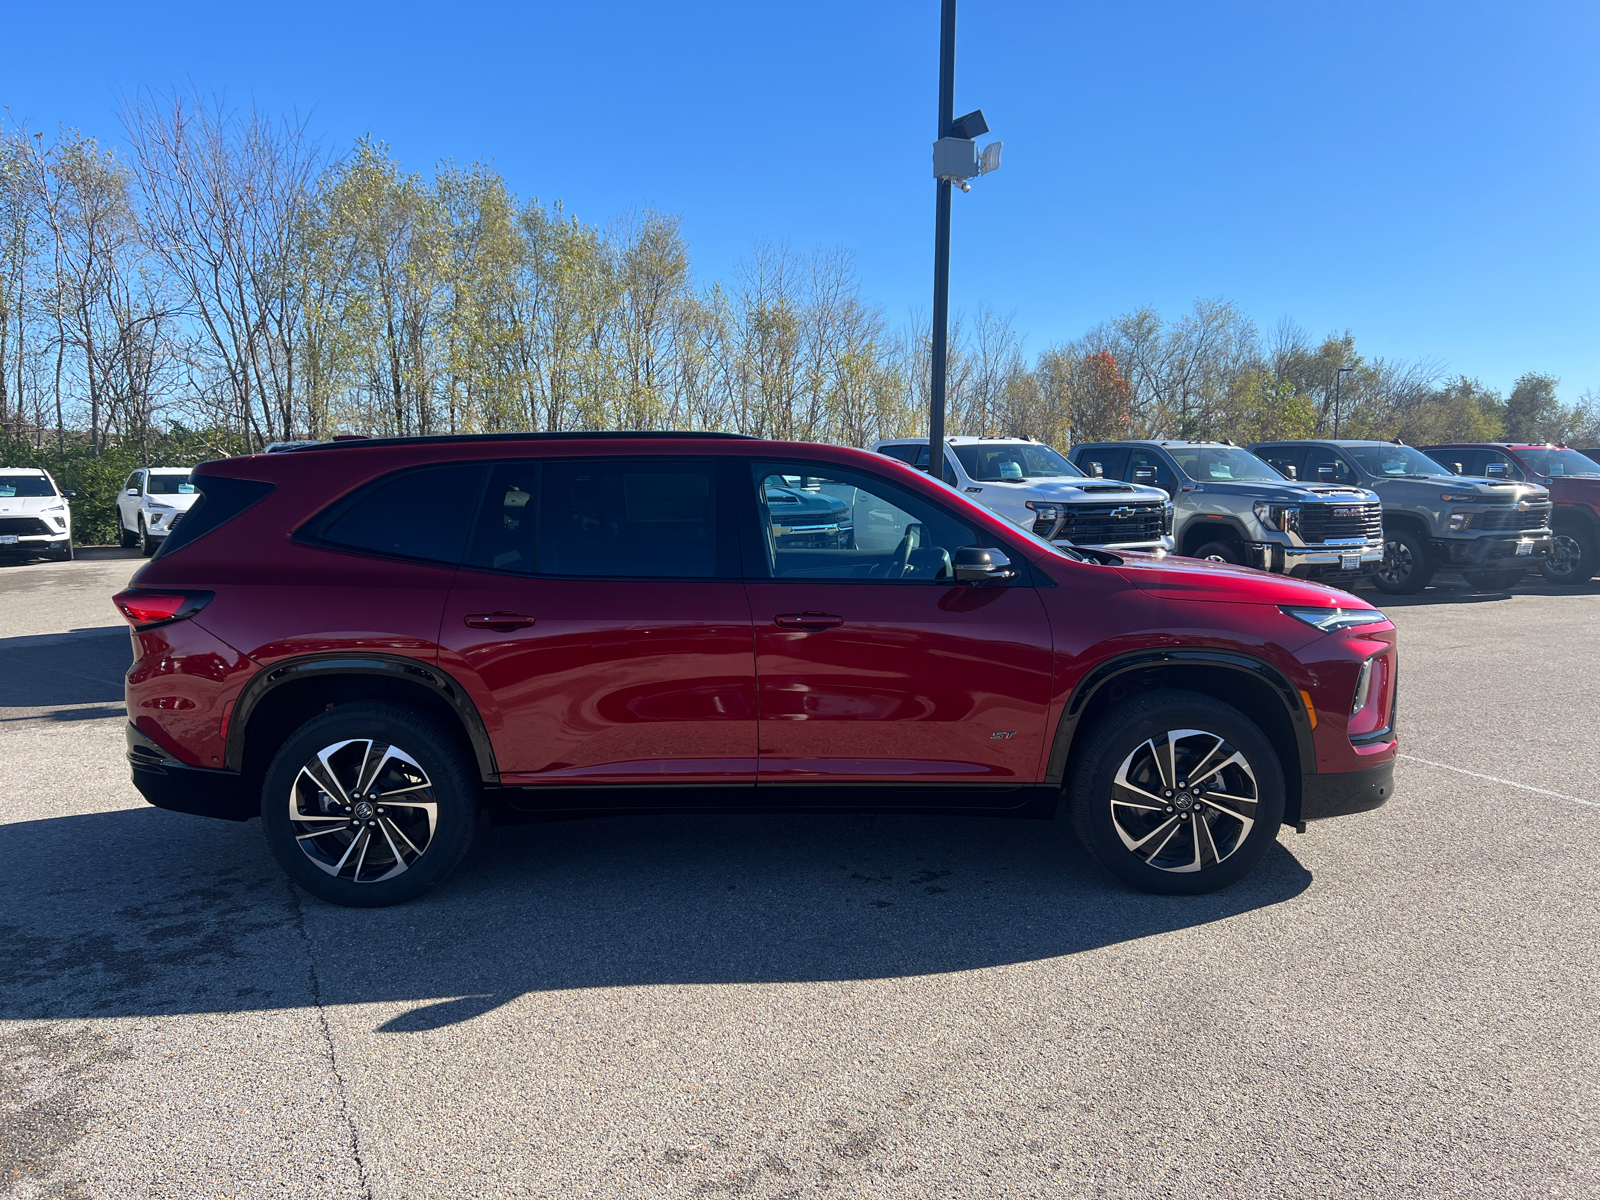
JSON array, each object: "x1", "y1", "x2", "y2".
[
  {"x1": 1477, "y1": 502, "x2": 1551, "y2": 532},
  {"x1": 1298, "y1": 503, "x2": 1382, "y2": 544},
  {"x1": 0, "y1": 517, "x2": 51, "y2": 536},
  {"x1": 1036, "y1": 501, "x2": 1166, "y2": 545}
]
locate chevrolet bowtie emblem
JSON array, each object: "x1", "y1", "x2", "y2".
[{"x1": 1108, "y1": 507, "x2": 1135, "y2": 519}]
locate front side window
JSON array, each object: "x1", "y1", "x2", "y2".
[
  {"x1": 951, "y1": 442, "x2": 1084, "y2": 482},
  {"x1": 123, "y1": 473, "x2": 142, "y2": 494},
  {"x1": 1166, "y1": 446, "x2": 1283, "y2": 483},
  {"x1": 753, "y1": 461, "x2": 982, "y2": 582},
  {"x1": 0, "y1": 475, "x2": 58, "y2": 498},
  {"x1": 466, "y1": 459, "x2": 723, "y2": 579},
  {"x1": 1075, "y1": 447, "x2": 1129, "y2": 481},
  {"x1": 315, "y1": 463, "x2": 487, "y2": 564},
  {"x1": 1126, "y1": 449, "x2": 1177, "y2": 490},
  {"x1": 147, "y1": 474, "x2": 197, "y2": 496}
]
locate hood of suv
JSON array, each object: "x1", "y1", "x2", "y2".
[
  {"x1": 1111, "y1": 550, "x2": 1372, "y2": 607},
  {"x1": 0, "y1": 494, "x2": 68, "y2": 517},
  {"x1": 145, "y1": 490, "x2": 201, "y2": 511}
]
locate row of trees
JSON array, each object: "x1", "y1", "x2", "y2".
[{"x1": 4, "y1": 91, "x2": 1598, "y2": 485}]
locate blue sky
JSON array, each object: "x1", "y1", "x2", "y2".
[{"x1": 8, "y1": 1, "x2": 1598, "y2": 398}]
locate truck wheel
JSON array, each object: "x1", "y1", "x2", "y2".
[
  {"x1": 1371, "y1": 527, "x2": 1433, "y2": 594},
  {"x1": 1068, "y1": 689, "x2": 1286, "y2": 896},
  {"x1": 1541, "y1": 527, "x2": 1598, "y2": 585},
  {"x1": 1191, "y1": 540, "x2": 1245, "y2": 566},
  {"x1": 261, "y1": 703, "x2": 480, "y2": 908},
  {"x1": 1463, "y1": 569, "x2": 1523, "y2": 592}
]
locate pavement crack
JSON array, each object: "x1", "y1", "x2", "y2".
[{"x1": 290, "y1": 880, "x2": 376, "y2": 1200}]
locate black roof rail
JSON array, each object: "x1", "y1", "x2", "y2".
[{"x1": 276, "y1": 430, "x2": 757, "y2": 453}]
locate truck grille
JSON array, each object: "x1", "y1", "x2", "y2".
[
  {"x1": 1477, "y1": 502, "x2": 1551, "y2": 532},
  {"x1": 1036, "y1": 501, "x2": 1167, "y2": 545},
  {"x1": 0, "y1": 517, "x2": 52, "y2": 536},
  {"x1": 1298, "y1": 503, "x2": 1382, "y2": 544}
]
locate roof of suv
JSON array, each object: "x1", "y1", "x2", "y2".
[
  {"x1": 1074, "y1": 440, "x2": 1241, "y2": 449},
  {"x1": 145, "y1": 466, "x2": 194, "y2": 473},
  {"x1": 275, "y1": 430, "x2": 755, "y2": 454},
  {"x1": 0, "y1": 468, "x2": 48, "y2": 476}
]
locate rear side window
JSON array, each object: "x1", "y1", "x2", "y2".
[
  {"x1": 465, "y1": 459, "x2": 726, "y2": 579},
  {"x1": 876, "y1": 444, "x2": 919, "y2": 465},
  {"x1": 154, "y1": 476, "x2": 277, "y2": 558},
  {"x1": 315, "y1": 464, "x2": 487, "y2": 565}
]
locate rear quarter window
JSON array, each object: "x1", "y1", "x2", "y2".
[{"x1": 311, "y1": 464, "x2": 488, "y2": 564}]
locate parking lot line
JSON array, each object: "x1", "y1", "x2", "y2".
[{"x1": 1399, "y1": 753, "x2": 1600, "y2": 810}]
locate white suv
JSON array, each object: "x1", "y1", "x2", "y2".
[
  {"x1": 870, "y1": 436, "x2": 1174, "y2": 553},
  {"x1": 0, "y1": 468, "x2": 74, "y2": 561},
  {"x1": 117, "y1": 467, "x2": 199, "y2": 556}
]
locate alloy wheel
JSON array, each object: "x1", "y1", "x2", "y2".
[
  {"x1": 1376, "y1": 538, "x2": 1413, "y2": 588},
  {"x1": 288, "y1": 738, "x2": 438, "y2": 883},
  {"x1": 1109, "y1": 728, "x2": 1258, "y2": 873},
  {"x1": 1545, "y1": 533, "x2": 1582, "y2": 580}
]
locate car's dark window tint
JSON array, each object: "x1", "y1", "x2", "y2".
[
  {"x1": 466, "y1": 459, "x2": 722, "y2": 578},
  {"x1": 1076, "y1": 447, "x2": 1128, "y2": 481},
  {"x1": 318, "y1": 464, "x2": 486, "y2": 564},
  {"x1": 905, "y1": 443, "x2": 959, "y2": 485},
  {"x1": 1257, "y1": 445, "x2": 1307, "y2": 480},
  {"x1": 751, "y1": 461, "x2": 982, "y2": 582},
  {"x1": 876, "y1": 444, "x2": 919, "y2": 465},
  {"x1": 1126, "y1": 449, "x2": 1176, "y2": 490}
]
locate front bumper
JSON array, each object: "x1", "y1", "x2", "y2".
[
  {"x1": 127, "y1": 723, "x2": 254, "y2": 821},
  {"x1": 1428, "y1": 531, "x2": 1552, "y2": 568},
  {"x1": 1249, "y1": 539, "x2": 1384, "y2": 579},
  {"x1": 1055, "y1": 535, "x2": 1174, "y2": 553},
  {"x1": 1299, "y1": 758, "x2": 1394, "y2": 822}
]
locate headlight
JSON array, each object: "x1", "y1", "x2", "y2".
[
  {"x1": 44, "y1": 503, "x2": 65, "y2": 512},
  {"x1": 1350, "y1": 658, "x2": 1374, "y2": 715},
  {"x1": 1026, "y1": 502, "x2": 1061, "y2": 522},
  {"x1": 1448, "y1": 512, "x2": 1472, "y2": 531},
  {"x1": 1162, "y1": 501, "x2": 1174, "y2": 535},
  {"x1": 1279, "y1": 605, "x2": 1389, "y2": 633},
  {"x1": 1253, "y1": 501, "x2": 1300, "y2": 533},
  {"x1": 147, "y1": 502, "x2": 175, "y2": 511}
]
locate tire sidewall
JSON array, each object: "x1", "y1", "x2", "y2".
[
  {"x1": 1191, "y1": 540, "x2": 1244, "y2": 566},
  {"x1": 261, "y1": 703, "x2": 479, "y2": 907},
  {"x1": 1542, "y1": 527, "x2": 1597, "y2": 584},
  {"x1": 1371, "y1": 527, "x2": 1431, "y2": 594},
  {"x1": 1069, "y1": 690, "x2": 1286, "y2": 895}
]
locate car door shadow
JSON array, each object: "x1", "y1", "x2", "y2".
[{"x1": 0, "y1": 805, "x2": 1312, "y2": 1028}]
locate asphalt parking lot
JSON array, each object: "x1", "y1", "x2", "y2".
[{"x1": 2, "y1": 552, "x2": 1597, "y2": 1200}]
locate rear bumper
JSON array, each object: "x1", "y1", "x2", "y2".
[
  {"x1": 1428, "y1": 531, "x2": 1552, "y2": 567},
  {"x1": 127, "y1": 723, "x2": 254, "y2": 821},
  {"x1": 1299, "y1": 759, "x2": 1394, "y2": 822}
]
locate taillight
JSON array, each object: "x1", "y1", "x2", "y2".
[{"x1": 112, "y1": 589, "x2": 214, "y2": 630}]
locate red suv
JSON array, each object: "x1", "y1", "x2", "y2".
[
  {"x1": 114, "y1": 433, "x2": 1400, "y2": 906},
  {"x1": 1420, "y1": 443, "x2": 1600, "y2": 583}
]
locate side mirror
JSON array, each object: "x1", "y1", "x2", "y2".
[
  {"x1": 1284, "y1": 465, "x2": 1298, "y2": 480},
  {"x1": 1485, "y1": 462, "x2": 1507, "y2": 478},
  {"x1": 1088, "y1": 462, "x2": 1104, "y2": 478},
  {"x1": 1316, "y1": 464, "x2": 1336, "y2": 481},
  {"x1": 125, "y1": 488, "x2": 138, "y2": 495},
  {"x1": 953, "y1": 545, "x2": 1016, "y2": 584},
  {"x1": 64, "y1": 490, "x2": 77, "y2": 499},
  {"x1": 1132, "y1": 466, "x2": 1157, "y2": 485},
  {"x1": 1450, "y1": 462, "x2": 1463, "y2": 475}
]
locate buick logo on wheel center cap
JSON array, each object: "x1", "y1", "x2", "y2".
[
  {"x1": 354, "y1": 801, "x2": 374, "y2": 820},
  {"x1": 1174, "y1": 792, "x2": 1194, "y2": 809}
]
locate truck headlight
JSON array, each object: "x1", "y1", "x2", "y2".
[
  {"x1": 1162, "y1": 502, "x2": 1174, "y2": 535},
  {"x1": 1026, "y1": 502, "x2": 1061, "y2": 523},
  {"x1": 1448, "y1": 512, "x2": 1473, "y2": 531},
  {"x1": 1252, "y1": 501, "x2": 1300, "y2": 533}
]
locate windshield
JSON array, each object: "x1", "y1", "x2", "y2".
[
  {"x1": 1345, "y1": 445, "x2": 1454, "y2": 478},
  {"x1": 147, "y1": 474, "x2": 196, "y2": 495},
  {"x1": 1166, "y1": 447, "x2": 1284, "y2": 483},
  {"x1": 952, "y1": 442, "x2": 1084, "y2": 482},
  {"x1": 0, "y1": 475, "x2": 57, "y2": 498},
  {"x1": 1519, "y1": 448, "x2": 1600, "y2": 478}
]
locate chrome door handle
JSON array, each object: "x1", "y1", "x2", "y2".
[
  {"x1": 464, "y1": 611, "x2": 536, "y2": 631},
  {"x1": 774, "y1": 611, "x2": 844, "y2": 630}
]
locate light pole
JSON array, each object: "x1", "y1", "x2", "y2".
[
  {"x1": 927, "y1": 0, "x2": 1001, "y2": 475},
  {"x1": 1333, "y1": 366, "x2": 1354, "y2": 438}
]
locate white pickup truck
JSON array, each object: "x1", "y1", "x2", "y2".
[{"x1": 870, "y1": 436, "x2": 1173, "y2": 553}]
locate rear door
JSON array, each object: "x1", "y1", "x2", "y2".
[
  {"x1": 742, "y1": 457, "x2": 1054, "y2": 793},
  {"x1": 439, "y1": 456, "x2": 756, "y2": 788}
]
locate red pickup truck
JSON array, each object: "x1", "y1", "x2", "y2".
[{"x1": 1420, "y1": 443, "x2": 1600, "y2": 583}]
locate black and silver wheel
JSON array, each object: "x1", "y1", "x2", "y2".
[
  {"x1": 1191, "y1": 540, "x2": 1245, "y2": 566},
  {"x1": 1462, "y1": 568, "x2": 1523, "y2": 592},
  {"x1": 1370, "y1": 526, "x2": 1432, "y2": 595},
  {"x1": 1541, "y1": 527, "x2": 1598, "y2": 585},
  {"x1": 262, "y1": 703, "x2": 478, "y2": 907},
  {"x1": 1069, "y1": 690, "x2": 1285, "y2": 895},
  {"x1": 138, "y1": 516, "x2": 155, "y2": 557}
]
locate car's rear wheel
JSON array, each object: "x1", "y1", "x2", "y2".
[
  {"x1": 1191, "y1": 539, "x2": 1245, "y2": 566},
  {"x1": 1462, "y1": 568, "x2": 1523, "y2": 592},
  {"x1": 1069, "y1": 690, "x2": 1285, "y2": 895},
  {"x1": 261, "y1": 703, "x2": 479, "y2": 907},
  {"x1": 1371, "y1": 527, "x2": 1432, "y2": 594},
  {"x1": 1541, "y1": 527, "x2": 1598, "y2": 585}
]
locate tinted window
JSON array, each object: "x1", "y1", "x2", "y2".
[
  {"x1": 0, "y1": 475, "x2": 57, "y2": 498},
  {"x1": 903, "y1": 444, "x2": 959, "y2": 486},
  {"x1": 753, "y1": 461, "x2": 982, "y2": 582},
  {"x1": 1126, "y1": 449, "x2": 1176, "y2": 490},
  {"x1": 147, "y1": 474, "x2": 196, "y2": 495},
  {"x1": 467, "y1": 459, "x2": 722, "y2": 578},
  {"x1": 319, "y1": 464, "x2": 486, "y2": 564},
  {"x1": 155, "y1": 477, "x2": 277, "y2": 559},
  {"x1": 1256, "y1": 445, "x2": 1307, "y2": 480},
  {"x1": 123, "y1": 473, "x2": 142, "y2": 494},
  {"x1": 1074, "y1": 447, "x2": 1128, "y2": 481},
  {"x1": 876, "y1": 444, "x2": 920, "y2": 465},
  {"x1": 1304, "y1": 453, "x2": 1360, "y2": 485}
]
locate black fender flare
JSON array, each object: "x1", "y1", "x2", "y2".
[
  {"x1": 1043, "y1": 647, "x2": 1317, "y2": 788},
  {"x1": 225, "y1": 653, "x2": 499, "y2": 782},
  {"x1": 1552, "y1": 502, "x2": 1600, "y2": 539}
]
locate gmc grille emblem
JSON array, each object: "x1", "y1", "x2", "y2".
[
  {"x1": 1331, "y1": 507, "x2": 1362, "y2": 517},
  {"x1": 1108, "y1": 507, "x2": 1136, "y2": 519}
]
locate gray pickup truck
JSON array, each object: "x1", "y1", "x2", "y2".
[
  {"x1": 1068, "y1": 440, "x2": 1384, "y2": 582},
  {"x1": 1249, "y1": 439, "x2": 1554, "y2": 594}
]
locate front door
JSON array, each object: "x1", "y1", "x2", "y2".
[
  {"x1": 439, "y1": 456, "x2": 756, "y2": 788},
  {"x1": 743, "y1": 459, "x2": 1054, "y2": 792}
]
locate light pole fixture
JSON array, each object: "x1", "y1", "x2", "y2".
[
  {"x1": 927, "y1": 0, "x2": 1002, "y2": 475},
  {"x1": 1333, "y1": 367, "x2": 1354, "y2": 439}
]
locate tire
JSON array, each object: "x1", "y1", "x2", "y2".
[
  {"x1": 261, "y1": 703, "x2": 480, "y2": 908},
  {"x1": 54, "y1": 542, "x2": 74, "y2": 562},
  {"x1": 1191, "y1": 539, "x2": 1246, "y2": 566},
  {"x1": 119, "y1": 520, "x2": 137, "y2": 549},
  {"x1": 1370, "y1": 526, "x2": 1433, "y2": 595},
  {"x1": 1542, "y1": 525, "x2": 1598, "y2": 585},
  {"x1": 1068, "y1": 689, "x2": 1286, "y2": 895},
  {"x1": 138, "y1": 517, "x2": 155, "y2": 557},
  {"x1": 1462, "y1": 568, "x2": 1523, "y2": 592}
]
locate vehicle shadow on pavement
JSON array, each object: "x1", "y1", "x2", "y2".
[
  {"x1": 0, "y1": 628, "x2": 130, "y2": 711},
  {"x1": 0, "y1": 802, "x2": 1312, "y2": 1028}
]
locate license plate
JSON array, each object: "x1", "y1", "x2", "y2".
[
  {"x1": 0, "y1": 535, "x2": 17, "y2": 545},
  {"x1": 1515, "y1": 541, "x2": 1533, "y2": 556},
  {"x1": 1341, "y1": 552, "x2": 1360, "y2": 571}
]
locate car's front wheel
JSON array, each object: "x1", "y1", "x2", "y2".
[
  {"x1": 1069, "y1": 690, "x2": 1286, "y2": 895},
  {"x1": 1371, "y1": 527, "x2": 1433, "y2": 594},
  {"x1": 1190, "y1": 539, "x2": 1245, "y2": 566},
  {"x1": 261, "y1": 703, "x2": 479, "y2": 907},
  {"x1": 137, "y1": 517, "x2": 156, "y2": 557},
  {"x1": 119, "y1": 520, "x2": 137, "y2": 549},
  {"x1": 1542, "y1": 526, "x2": 1598, "y2": 585}
]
